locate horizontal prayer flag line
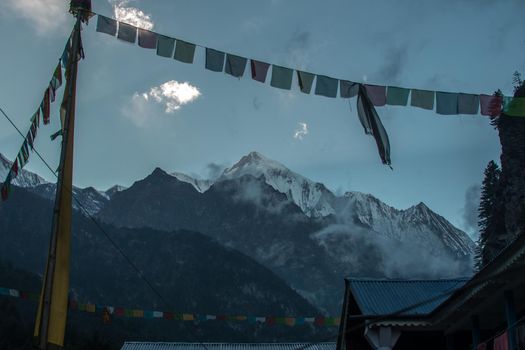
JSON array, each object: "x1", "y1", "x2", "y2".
[{"x1": 0, "y1": 285, "x2": 340, "y2": 327}]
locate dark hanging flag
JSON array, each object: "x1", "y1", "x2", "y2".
[
  {"x1": 42, "y1": 88, "x2": 51, "y2": 125},
  {"x1": 49, "y1": 82, "x2": 56, "y2": 103},
  {"x1": 357, "y1": 84, "x2": 392, "y2": 166},
  {"x1": 117, "y1": 22, "x2": 137, "y2": 43},
  {"x1": 21, "y1": 141, "x2": 30, "y2": 163},
  {"x1": 52, "y1": 63, "x2": 63, "y2": 91},
  {"x1": 174, "y1": 40, "x2": 196, "y2": 64},
  {"x1": 61, "y1": 39, "x2": 71, "y2": 69},
  {"x1": 205, "y1": 48, "x2": 225, "y2": 72},
  {"x1": 339, "y1": 80, "x2": 359, "y2": 98},
  {"x1": 96, "y1": 15, "x2": 118, "y2": 36},
  {"x1": 26, "y1": 130, "x2": 34, "y2": 150},
  {"x1": 138, "y1": 28, "x2": 157, "y2": 49},
  {"x1": 297, "y1": 71, "x2": 315, "y2": 94},
  {"x1": 250, "y1": 60, "x2": 270, "y2": 83},
  {"x1": 11, "y1": 159, "x2": 19, "y2": 177},
  {"x1": 224, "y1": 54, "x2": 247, "y2": 78},
  {"x1": 1, "y1": 178, "x2": 10, "y2": 201}
]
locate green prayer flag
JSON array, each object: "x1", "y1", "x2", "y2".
[
  {"x1": 156, "y1": 35, "x2": 175, "y2": 58},
  {"x1": 503, "y1": 96, "x2": 525, "y2": 117},
  {"x1": 386, "y1": 86, "x2": 410, "y2": 106},
  {"x1": 270, "y1": 65, "x2": 293, "y2": 90},
  {"x1": 410, "y1": 89, "x2": 435, "y2": 110},
  {"x1": 174, "y1": 40, "x2": 196, "y2": 64}
]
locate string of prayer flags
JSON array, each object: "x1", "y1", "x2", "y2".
[
  {"x1": 225, "y1": 54, "x2": 247, "y2": 78},
  {"x1": 156, "y1": 35, "x2": 175, "y2": 58},
  {"x1": 297, "y1": 71, "x2": 315, "y2": 94},
  {"x1": 117, "y1": 22, "x2": 137, "y2": 43},
  {"x1": 436, "y1": 92, "x2": 459, "y2": 115},
  {"x1": 315, "y1": 75, "x2": 338, "y2": 98},
  {"x1": 410, "y1": 89, "x2": 435, "y2": 110},
  {"x1": 357, "y1": 84, "x2": 391, "y2": 167},
  {"x1": 174, "y1": 40, "x2": 196, "y2": 64},
  {"x1": 206, "y1": 48, "x2": 225, "y2": 72},
  {"x1": 340, "y1": 80, "x2": 359, "y2": 98},
  {"x1": 386, "y1": 86, "x2": 410, "y2": 106},
  {"x1": 251, "y1": 60, "x2": 270, "y2": 83},
  {"x1": 138, "y1": 29, "x2": 157, "y2": 49},
  {"x1": 96, "y1": 15, "x2": 117, "y2": 36},
  {"x1": 0, "y1": 285, "x2": 341, "y2": 327},
  {"x1": 270, "y1": 65, "x2": 293, "y2": 90}
]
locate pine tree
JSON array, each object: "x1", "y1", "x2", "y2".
[{"x1": 475, "y1": 160, "x2": 506, "y2": 270}]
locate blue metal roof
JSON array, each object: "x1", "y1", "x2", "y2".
[
  {"x1": 121, "y1": 343, "x2": 336, "y2": 350},
  {"x1": 346, "y1": 278, "x2": 469, "y2": 316}
]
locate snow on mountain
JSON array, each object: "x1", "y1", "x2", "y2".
[
  {"x1": 169, "y1": 171, "x2": 213, "y2": 193},
  {"x1": 103, "y1": 184, "x2": 128, "y2": 199},
  {"x1": 219, "y1": 151, "x2": 336, "y2": 217},
  {"x1": 0, "y1": 153, "x2": 49, "y2": 187}
]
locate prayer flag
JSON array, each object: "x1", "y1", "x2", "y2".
[
  {"x1": 205, "y1": 48, "x2": 225, "y2": 72},
  {"x1": 225, "y1": 54, "x2": 247, "y2": 78},
  {"x1": 297, "y1": 71, "x2": 315, "y2": 94},
  {"x1": 315, "y1": 75, "x2": 338, "y2": 98},
  {"x1": 295, "y1": 317, "x2": 305, "y2": 325},
  {"x1": 477, "y1": 343, "x2": 487, "y2": 350},
  {"x1": 275, "y1": 317, "x2": 286, "y2": 325},
  {"x1": 21, "y1": 141, "x2": 29, "y2": 163},
  {"x1": 304, "y1": 317, "x2": 315, "y2": 323},
  {"x1": 250, "y1": 60, "x2": 270, "y2": 83},
  {"x1": 340, "y1": 80, "x2": 359, "y2": 98},
  {"x1": 436, "y1": 91, "x2": 458, "y2": 115},
  {"x1": 124, "y1": 309, "x2": 133, "y2": 317},
  {"x1": 42, "y1": 89, "x2": 51, "y2": 125},
  {"x1": 265, "y1": 317, "x2": 276, "y2": 326},
  {"x1": 285, "y1": 317, "x2": 295, "y2": 326},
  {"x1": 493, "y1": 331, "x2": 508, "y2": 350},
  {"x1": 86, "y1": 304, "x2": 96, "y2": 313},
  {"x1": 153, "y1": 311, "x2": 163, "y2": 318},
  {"x1": 61, "y1": 40, "x2": 70, "y2": 69},
  {"x1": 117, "y1": 22, "x2": 137, "y2": 43},
  {"x1": 96, "y1": 15, "x2": 117, "y2": 36},
  {"x1": 386, "y1": 86, "x2": 410, "y2": 106},
  {"x1": 314, "y1": 316, "x2": 325, "y2": 326},
  {"x1": 270, "y1": 65, "x2": 293, "y2": 90},
  {"x1": 163, "y1": 312, "x2": 174, "y2": 320},
  {"x1": 255, "y1": 317, "x2": 266, "y2": 323},
  {"x1": 480, "y1": 94, "x2": 502, "y2": 116},
  {"x1": 1, "y1": 178, "x2": 10, "y2": 201},
  {"x1": 51, "y1": 63, "x2": 63, "y2": 91},
  {"x1": 503, "y1": 96, "x2": 525, "y2": 117},
  {"x1": 357, "y1": 84, "x2": 391, "y2": 166},
  {"x1": 410, "y1": 89, "x2": 434, "y2": 110},
  {"x1": 174, "y1": 40, "x2": 196, "y2": 64},
  {"x1": 206, "y1": 315, "x2": 216, "y2": 320},
  {"x1": 138, "y1": 29, "x2": 157, "y2": 49},
  {"x1": 156, "y1": 35, "x2": 175, "y2": 58},
  {"x1": 458, "y1": 93, "x2": 479, "y2": 115},
  {"x1": 364, "y1": 84, "x2": 386, "y2": 106},
  {"x1": 183, "y1": 313, "x2": 194, "y2": 321},
  {"x1": 11, "y1": 159, "x2": 19, "y2": 177},
  {"x1": 132, "y1": 309, "x2": 144, "y2": 318},
  {"x1": 235, "y1": 315, "x2": 247, "y2": 321},
  {"x1": 114, "y1": 307, "x2": 124, "y2": 316},
  {"x1": 27, "y1": 131, "x2": 34, "y2": 150},
  {"x1": 49, "y1": 82, "x2": 56, "y2": 103}
]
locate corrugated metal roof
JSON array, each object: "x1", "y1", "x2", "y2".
[
  {"x1": 121, "y1": 343, "x2": 336, "y2": 350},
  {"x1": 346, "y1": 278, "x2": 469, "y2": 316}
]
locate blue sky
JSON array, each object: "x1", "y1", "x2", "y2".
[{"x1": 0, "y1": 0, "x2": 523, "y2": 236}]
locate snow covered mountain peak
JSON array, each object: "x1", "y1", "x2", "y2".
[
  {"x1": 169, "y1": 171, "x2": 213, "y2": 193},
  {"x1": 220, "y1": 151, "x2": 336, "y2": 217},
  {"x1": 0, "y1": 152, "x2": 49, "y2": 187}
]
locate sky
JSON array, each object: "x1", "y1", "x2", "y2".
[{"x1": 0, "y1": 0, "x2": 523, "y2": 237}]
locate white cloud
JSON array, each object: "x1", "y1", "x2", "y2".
[
  {"x1": 2, "y1": 0, "x2": 68, "y2": 35},
  {"x1": 123, "y1": 80, "x2": 201, "y2": 125},
  {"x1": 293, "y1": 122, "x2": 309, "y2": 140},
  {"x1": 148, "y1": 81, "x2": 201, "y2": 113},
  {"x1": 111, "y1": 0, "x2": 154, "y2": 30}
]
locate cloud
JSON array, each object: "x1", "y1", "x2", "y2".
[
  {"x1": 147, "y1": 80, "x2": 201, "y2": 113},
  {"x1": 462, "y1": 184, "x2": 481, "y2": 239},
  {"x1": 110, "y1": 0, "x2": 154, "y2": 30},
  {"x1": 205, "y1": 163, "x2": 228, "y2": 180},
  {"x1": 2, "y1": 0, "x2": 68, "y2": 35},
  {"x1": 376, "y1": 46, "x2": 408, "y2": 83},
  {"x1": 293, "y1": 123, "x2": 308, "y2": 140}
]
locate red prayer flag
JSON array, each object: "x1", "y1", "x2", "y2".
[
  {"x1": 114, "y1": 307, "x2": 124, "y2": 316},
  {"x1": 11, "y1": 159, "x2": 19, "y2": 177},
  {"x1": 265, "y1": 316, "x2": 276, "y2": 326},
  {"x1": 1, "y1": 183, "x2": 9, "y2": 201},
  {"x1": 364, "y1": 84, "x2": 387, "y2": 106},
  {"x1": 314, "y1": 316, "x2": 325, "y2": 326},
  {"x1": 163, "y1": 312, "x2": 174, "y2": 320},
  {"x1": 42, "y1": 89, "x2": 51, "y2": 125},
  {"x1": 494, "y1": 331, "x2": 509, "y2": 350},
  {"x1": 480, "y1": 94, "x2": 503, "y2": 116},
  {"x1": 251, "y1": 60, "x2": 270, "y2": 83},
  {"x1": 477, "y1": 342, "x2": 487, "y2": 350}
]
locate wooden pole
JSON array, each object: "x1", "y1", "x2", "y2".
[{"x1": 35, "y1": 12, "x2": 81, "y2": 350}]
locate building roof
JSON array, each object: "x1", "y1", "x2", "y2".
[
  {"x1": 121, "y1": 343, "x2": 336, "y2": 350},
  {"x1": 346, "y1": 278, "x2": 469, "y2": 317}
]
